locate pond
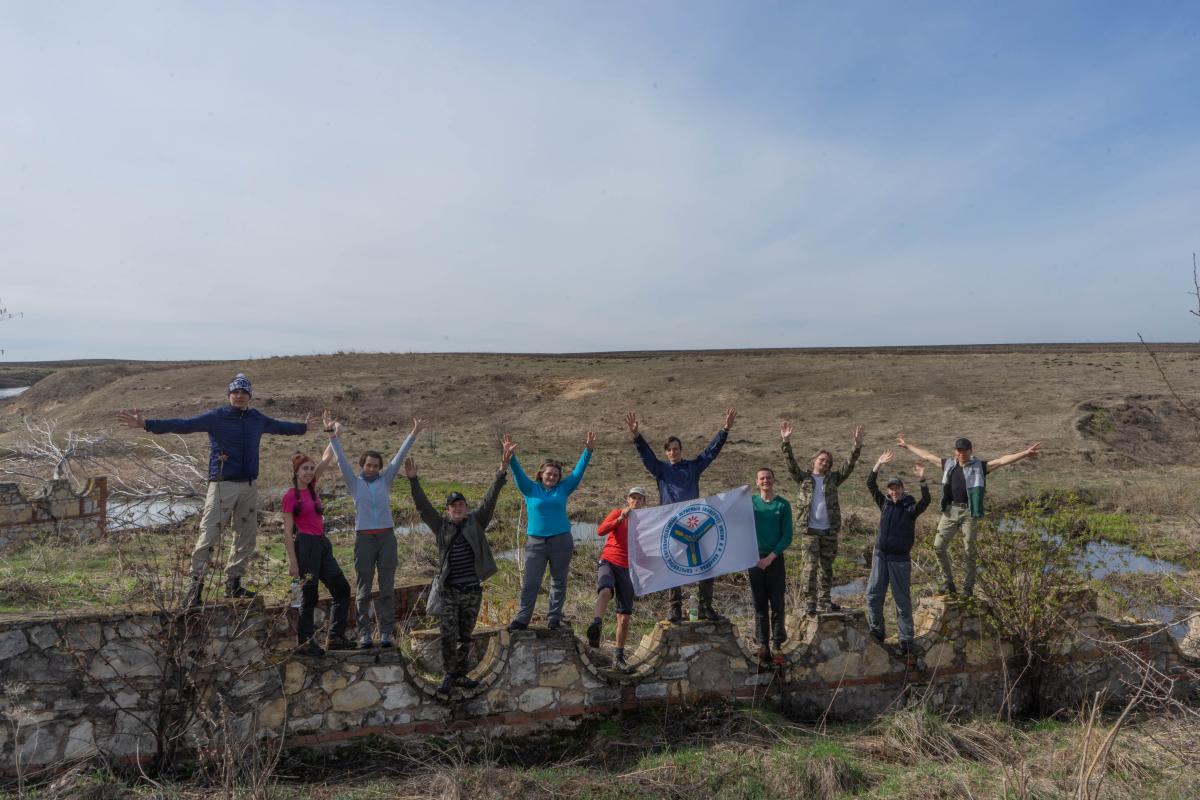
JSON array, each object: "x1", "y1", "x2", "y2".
[
  {"x1": 0, "y1": 387, "x2": 29, "y2": 399},
  {"x1": 108, "y1": 498, "x2": 202, "y2": 531}
]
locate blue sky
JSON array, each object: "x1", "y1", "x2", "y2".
[{"x1": 2, "y1": 2, "x2": 1198, "y2": 359}]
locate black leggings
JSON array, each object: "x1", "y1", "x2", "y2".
[{"x1": 295, "y1": 534, "x2": 351, "y2": 643}]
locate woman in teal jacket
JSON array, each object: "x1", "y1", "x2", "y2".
[{"x1": 505, "y1": 431, "x2": 596, "y2": 631}]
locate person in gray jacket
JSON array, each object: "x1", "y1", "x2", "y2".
[
  {"x1": 403, "y1": 441, "x2": 513, "y2": 696},
  {"x1": 327, "y1": 413, "x2": 424, "y2": 648}
]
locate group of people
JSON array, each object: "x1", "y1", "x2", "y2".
[{"x1": 117, "y1": 372, "x2": 1041, "y2": 690}]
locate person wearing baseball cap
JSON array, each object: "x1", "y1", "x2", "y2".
[
  {"x1": 403, "y1": 441, "x2": 513, "y2": 696},
  {"x1": 585, "y1": 486, "x2": 649, "y2": 671},
  {"x1": 894, "y1": 433, "x2": 1042, "y2": 598},
  {"x1": 864, "y1": 449, "x2": 931, "y2": 656},
  {"x1": 117, "y1": 373, "x2": 316, "y2": 608}
]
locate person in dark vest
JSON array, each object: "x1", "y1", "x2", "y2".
[
  {"x1": 895, "y1": 434, "x2": 1040, "y2": 598},
  {"x1": 404, "y1": 441, "x2": 513, "y2": 696},
  {"x1": 118, "y1": 373, "x2": 314, "y2": 608},
  {"x1": 865, "y1": 449, "x2": 930, "y2": 655}
]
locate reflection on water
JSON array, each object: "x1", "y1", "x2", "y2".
[
  {"x1": 108, "y1": 498, "x2": 201, "y2": 531},
  {"x1": 1075, "y1": 539, "x2": 1185, "y2": 580}
]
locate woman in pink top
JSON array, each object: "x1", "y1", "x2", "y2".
[{"x1": 282, "y1": 451, "x2": 352, "y2": 656}]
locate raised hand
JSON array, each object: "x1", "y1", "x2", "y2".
[
  {"x1": 875, "y1": 449, "x2": 895, "y2": 468},
  {"x1": 584, "y1": 430, "x2": 597, "y2": 451},
  {"x1": 624, "y1": 411, "x2": 639, "y2": 436},
  {"x1": 501, "y1": 436, "x2": 517, "y2": 468},
  {"x1": 895, "y1": 434, "x2": 909, "y2": 450},
  {"x1": 411, "y1": 417, "x2": 428, "y2": 437},
  {"x1": 914, "y1": 462, "x2": 925, "y2": 480},
  {"x1": 304, "y1": 413, "x2": 320, "y2": 429},
  {"x1": 403, "y1": 456, "x2": 417, "y2": 478},
  {"x1": 779, "y1": 420, "x2": 793, "y2": 441},
  {"x1": 117, "y1": 410, "x2": 145, "y2": 429},
  {"x1": 322, "y1": 408, "x2": 335, "y2": 431},
  {"x1": 724, "y1": 407, "x2": 737, "y2": 431},
  {"x1": 1025, "y1": 442, "x2": 1042, "y2": 458},
  {"x1": 853, "y1": 424, "x2": 865, "y2": 447},
  {"x1": 332, "y1": 421, "x2": 343, "y2": 438}
]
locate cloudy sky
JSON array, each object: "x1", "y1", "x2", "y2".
[{"x1": 2, "y1": 2, "x2": 1198, "y2": 360}]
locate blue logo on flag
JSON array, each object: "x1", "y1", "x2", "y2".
[{"x1": 660, "y1": 502, "x2": 728, "y2": 576}]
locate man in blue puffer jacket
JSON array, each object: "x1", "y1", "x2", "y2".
[
  {"x1": 864, "y1": 449, "x2": 930, "y2": 655},
  {"x1": 118, "y1": 373, "x2": 313, "y2": 607}
]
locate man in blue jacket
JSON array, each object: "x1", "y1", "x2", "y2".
[
  {"x1": 118, "y1": 373, "x2": 313, "y2": 607},
  {"x1": 624, "y1": 407, "x2": 736, "y2": 622},
  {"x1": 864, "y1": 449, "x2": 930, "y2": 656}
]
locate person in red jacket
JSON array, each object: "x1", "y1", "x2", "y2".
[{"x1": 585, "y1": 487, "x2": 647, "y2": 671}]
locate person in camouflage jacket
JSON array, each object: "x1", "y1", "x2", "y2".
[{"x1": 780, "y1": 421, "x2": 864, "y2": 614}]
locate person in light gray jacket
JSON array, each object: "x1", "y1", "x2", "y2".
[{"x1": 327, "y1": 412, "x2": 424, "y2": 648}]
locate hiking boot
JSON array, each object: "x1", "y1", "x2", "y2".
[
  {"x1": 821, "y1": 600, "x2": 843, "y2": 613},
  {"x1": 668, "y1": 604, "x2": 684, "y2": 624},
  {"x1": 359, "y1": 636, "x2": 375, "y2": 649},
  {"x1": 755, "y1": 645, "x2": 771, "y2": 663},
  {"x1": 379, "y1": 638, "x2": 393, "y2": 649},
  {"x1": 456, "y1": 674, "x2": 480, "y2": 690},
  {"x1": 805, "y1": 602, "x2": 818, "y2": 616},
  {"x1": 296, "y1": 640, "x2": 325, "y2": 658},
  {"x1": 506, "y1": 620, "x2": 528, "y2": 633},
  {"x1": 698, "y1": 604, "x2": 724, "y2": 622},
  {"x1": 898, "y1": 640, "x2": 912, "y2": 657},
  {"x1": 614, "y1": 651, "x2": 631, "y2": 672},
  {"x1": 436, "y1": 674, "x2": 455, "y2": 695},
  {"x1": 326, "y1": 633, "x2": 356, "y2": 651},
  {"x1": 183, "y1": 577, "x2": 204, "y2": 609},
  {"x1": 869, "y1": 628, "x2": 886, "y2": 644},
  {"x1": 586, "y1": 619, "x2": 602, "y2": 648},
  {"x1": 547, "y1": 619, "x2": 562, "y2": 631},
  {"x1": 223, "y1": 577, "x2": 256, "y2": 599}
]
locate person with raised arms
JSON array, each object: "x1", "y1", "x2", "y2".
[
  {"x1": 326, "y1": 412, "x2": 425, "y2": 649},
  {"x1": 865, "y1": 449, "x2": 930, "y2": 656},
  {"x1": 624, "y1": 408, "x2": 736, "y2": 622},
  {"x1": 748, "y1": 467, "x2": 793, "y2": 666},
  {"x1": 779, "y1": 421, "x2": 864, "y2": 615},
  {"x1": 117, "y1": 373, "x2": 315, "y2": 608},
  {"x1": 404, "y1": 442, "x2": 512, "y2": 695},
  {"x1": 895, "y1": 434, "x2": 1041, "y2": 598},
  {"x1": 585, "y1": 486, "x2": 648, "y2": 672},
  {"x1": 282, "y1": 449, "x2": 353, "y2": 656},
  {"x1": 504, "y1": 431, "x2": 595, "y2": 632}
]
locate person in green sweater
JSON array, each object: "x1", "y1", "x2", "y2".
[{"x1": 749, "y1": 467, "x2": 793, "y2": 667}]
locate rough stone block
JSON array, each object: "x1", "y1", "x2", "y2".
[
  {"x1": 538, "y1": 662, "x2": 580, "y2": 689},
  {"x1": 258, "y1": 697, "x2": 287, "y2": 729},
  {"x1": 27, "y1": 625, "x2": 60, "y2": 651},
  {"x1": 537, "y1": 648, "x2": 565, "y2": 664},
  {"x1": 331, "y1": 681, "x2": 382, "y2": 712},
  {"x1": 63, "y1": 720, "x2": 96, "y2": 760},
  {"x1": 923, "y1": 642, "x2": 956, "y2": 670},
  {"x1": 0, "y1": 630, "x2": 29, "y2": 660},
  {"x1": 658, "y1": 661, "x2": 688, "y2": 680},
  {"x1": 284, "y1": 661, "x2": 307, "y2": 694},
  {"x1": 89, "y1": 641, "x2": 162, "y2": 679},
  {"x1": 382, "y1": 683, "x2": 420, "y2": 710},
  {"x1": 518, "y1": 687, "x2": 556, "y2": 712},
  {"x1": 635, "y1": 682, "x2": 668, "y2": 699},
  {"x1": 320, "y1": 671, "x2": 349, "y2": 694},
  {"x1": 366, "y1": 664, "x2": 406, "y2": 684}
]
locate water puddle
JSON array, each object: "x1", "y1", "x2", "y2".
[
  {"x1": 1074, "y1": 539, "x2": 1185, "y2": 580},
  {"x1": 496, "y1": 521, "x2": 601, "y2": 561},
  {"x1": 0, "y1": 386, "x2": 28, "y2": 399},
  {"x1": 108, "y1": 498, "x2": 202, "y2": 531}
]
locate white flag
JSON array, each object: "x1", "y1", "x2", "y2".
[{"x1": 627, "y1": 485, "x2": 759, "y2": 596}]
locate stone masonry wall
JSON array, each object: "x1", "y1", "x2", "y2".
[
  {"x1": 0, "y1": 478, "x2": 107, "y2": 554},
  {"x1": 0, "y1": 593, "x2": 1192, "y2": 777}
]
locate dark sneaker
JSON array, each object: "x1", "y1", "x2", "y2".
[
  {"x1": 805, "y1": 602, "x2": 818, "y2": 616},
  {"x1": 668, "y1": 605, "x2": 684, "y2": 624},
  {"x1": 506, "y1": 620, "x2": 528, "y2": 633},
  {"x1": 614, "y1": 651, "x2": 631, "y2": 672},
  {"x1": 183, "y1": 578, "x2": 204, "y2": 610},
  {"x1": 326, "y1": 634, "x2": 356, "y2": 651},
  {"x1": 821, "y1": 601, "x2": 842, "y2": 613},
  {"x1": 547, "y1": 619, "x2": 561, "y2": 631},
  {"x1": 223, "y1": 577, "x2": 256, "y2": 599},
  {"x1": 456, "y1": 675, "x2": 480, "y2": 689},
  {"x1": 898, "y1": 640, "x2": 911, "y2": 657},
  {"x1": 359, "y1": 637, "x2": 375, "y2": 649},
  {"x1": 869, "y1": 628, "x2": 885, "y2": 643},
  {"x1": 379, "y1": 638, "x2": 393, "y2": 649},
  {"x1": 436, "y1": 675, "x2": 455, "y2": 694},
  {"x1": 586, "y1": 619, "x2": 602, "y2": 648},
  {"x1": 699, "y1": 605, "x2": 724, "y2": 622},
  {"x1": 296, "y1": 641, "x2": 325, "y2": 658}
]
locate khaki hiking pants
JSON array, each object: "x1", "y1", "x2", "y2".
[
  {"x1": 932, "y1": 505, "x2": 977, "y2": 595},
  {"x1": 191, "y1": 480, "x2": 259, "y2": 579}
]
